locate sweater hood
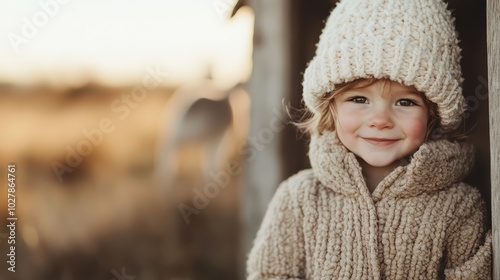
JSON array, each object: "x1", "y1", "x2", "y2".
[{"x1": 309, "y1": 131, "x2": 475, "y2": 200}]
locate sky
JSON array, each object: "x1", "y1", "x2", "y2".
[{"x1": 0, "y1": 0, "x2": 254, "y2": 88}]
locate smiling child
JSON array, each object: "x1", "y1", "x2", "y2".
[{"x1": 246, "y1": 0, "x2": 492, "y2": 279}]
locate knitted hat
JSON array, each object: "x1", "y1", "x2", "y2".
[{"x1": 302, "y1": 0, "x2": 464, "y2": 131}]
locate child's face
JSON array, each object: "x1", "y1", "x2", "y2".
[{"x1": 333, "y1": 79, "x2": 428, "y2": 167}]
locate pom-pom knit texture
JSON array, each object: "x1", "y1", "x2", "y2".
[
  {"x1": 302, "y1": 0, "x2": 465, "y2": 131},
  {"x1": 247, "y1": 132, "x2": 492, "y2": 279}
]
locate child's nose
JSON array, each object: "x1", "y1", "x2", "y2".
[{"x1": 368, "y1": 105, "x2": 394, "y2": 129}]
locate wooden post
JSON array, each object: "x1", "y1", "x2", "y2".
[
  {"x1": 242, "y1": 0, "x2": 291, "y2": 277},
  {"x1": 487, "y1": 0, "x2": 499, "y2": 278}
]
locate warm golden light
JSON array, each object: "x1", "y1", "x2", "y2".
[{"x1": 0, "y1": 0, "x2": 254, "y2": 88}]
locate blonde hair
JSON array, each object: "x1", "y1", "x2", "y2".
[{"x1": 292, "y1": 78, "x2": 465, "y2": 141}]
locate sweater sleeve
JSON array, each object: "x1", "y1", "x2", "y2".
[
  {"x1": 444, "y1": 187, "x2": 492, "y2": 280},
  {"x1": 246, "y1": 180, "x2": 306, "y2": 280}
]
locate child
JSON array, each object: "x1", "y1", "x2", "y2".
[{"x1": 246, "y1": 0, "x2": 492, "y2": 279}]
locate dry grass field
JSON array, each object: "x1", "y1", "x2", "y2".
[{"x1": 0, "y1": 82, "x2": 248, "y2": 280}]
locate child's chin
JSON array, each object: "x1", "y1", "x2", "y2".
[{"x1": 361, "y1": 157, "x2": 401, "y2": 168}]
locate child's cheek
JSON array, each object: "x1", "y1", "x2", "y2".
[
  {"x1": 406, "y1": 119, "x2": 428, "y2": 142},
  {"x1": 336, "y1": 108, "x2": 361, "y2": 132}
]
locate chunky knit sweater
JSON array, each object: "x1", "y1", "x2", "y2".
[{"x1": 247, "y1": 131, "x2": 492, "y2": 279}]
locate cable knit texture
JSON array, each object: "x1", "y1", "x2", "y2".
[
  {"x1": 302, "y1": 0, "x2": 465, "y2": 130},
  {"x1": 247, "y1": 131, "x2": 492, "y2": 279}
]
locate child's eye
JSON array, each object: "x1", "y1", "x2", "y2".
[
  {"x1": 347, "y1": 96, "x2": 368, "y2": 104},
  {"x1": 396, "y1": 99, "x2": 417, "y2": 106}
]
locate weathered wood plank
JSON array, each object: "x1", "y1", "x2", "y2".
[
  {"x1": 487, "y1": 0, "x2": 500, "y2": 278},
  {"x1": 242, "y1": 0, "x2": 291, "y2": 277}
]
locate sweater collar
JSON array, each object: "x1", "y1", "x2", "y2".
[{"x1": 309, "y1": 131, "x2": 475, "y2": 200}]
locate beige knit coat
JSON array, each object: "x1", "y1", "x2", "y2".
[{"x1": 247, "y1": 131, "x2": 492, "y2": 279}]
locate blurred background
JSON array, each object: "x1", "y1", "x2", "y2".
[
  {"x1": 0, "y1": 0, "x2": 490, "y2": 280},
  {"x1": 0, "y1": 1, "x2": 252, "y2": 279}
]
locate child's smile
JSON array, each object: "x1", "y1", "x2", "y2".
[
  {"x1": 362, "y1": 137, "x2": 399, "y2": 146},
  {"x1": 334, "y1": 79, "x2": 429, "y2": 168}
]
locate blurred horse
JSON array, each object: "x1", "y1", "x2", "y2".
[
  {"x1": 154, "y1": 80, "x2": 249, "y2": 279},
  {"x1": 155, "y1": 80, "x2": 248, "y2": 187}
]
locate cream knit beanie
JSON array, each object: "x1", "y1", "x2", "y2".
[{"x1": 302, "y1": 0, "x2": 464, "y2": 131}]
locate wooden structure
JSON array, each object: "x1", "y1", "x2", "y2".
[
  {"x1": 487, "y1": 0, "x2": 499, "y2": 278},
  {"x1": 242, "y1": 0, "x2": 293, "y2": 269},
  {"x1": 243, "y1": 0, "x2": 496, "y2": 278}
]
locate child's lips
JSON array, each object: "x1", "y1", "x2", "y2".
[{"x1": 362, "y1": 137, "x2": 399, "y2": 146}]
